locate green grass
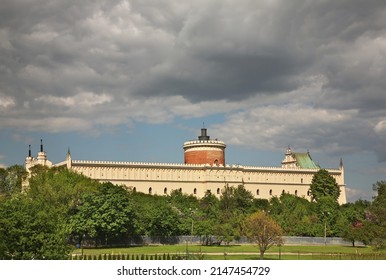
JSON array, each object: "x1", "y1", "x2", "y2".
[{"x1": 72, "y1": 244, "x2": 386, "y2": 260}]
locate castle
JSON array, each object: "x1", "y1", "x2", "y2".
[{"x1": 25, "y1": 128, "x2": 347, "y2": 204}]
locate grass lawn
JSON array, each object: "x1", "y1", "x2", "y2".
[{"x1": 72, "y1": 244, "x2": 386, "y2": 260}]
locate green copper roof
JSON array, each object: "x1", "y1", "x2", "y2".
[{"x1": 293, "y1": 153, "x2": 319, "y2": 169}]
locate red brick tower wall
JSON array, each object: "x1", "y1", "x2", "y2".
[
  {"x1": 183, "y1": 128, "x2": 226, "y2": 166},
  {"x1": 184, "y1": 149, "x2": 225, "y2": 166}
]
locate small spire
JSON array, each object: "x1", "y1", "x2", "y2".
[
  {"x1": 28, "y1": 145, "x2": 31, "y2": 157},
  {"x1": 40, "y1": 139, "x2": 43, "y2": 152},
  {"x1": 340, "y1": 158, "x2": 344, "y2": 168}
]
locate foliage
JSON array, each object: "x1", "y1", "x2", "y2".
[
  {"x1": 244, "y1": 211, "x2": 283, "y2": 260},
  {"x1": 0, "y1": 165, "x2": 27, "y2": 197},
  {"x1": 269, "y1": 193, "x2": 318, "y2": 236},
  {"x1": 27, "y1": 167, "x2": 100, "y2": 214},
  {"x1": 0, "y1": 195, "x2": 71, "y2": 259},
  {"x1": 368, "y1": 181, "x2": 386, "y2": 249},
  {"x1": 70, "y1": 182, "x2": 137, "y2": 245},
  {"x1": 309, "y1": 169, "x2": 340, "y2": 202},
  {"x1": 336, "y1": 200, "x2": 371, "y2": 246}
]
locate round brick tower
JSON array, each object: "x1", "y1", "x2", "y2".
[{"x1": 183, "y1": 128, "x2": 226, "y2": 166}]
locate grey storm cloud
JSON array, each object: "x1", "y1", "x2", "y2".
[{"x1": 1, "y1": 0, "x2": 386, "y2": 160}]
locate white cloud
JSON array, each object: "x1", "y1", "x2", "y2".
[
  {"x1": 0, "y1": 94, "x2": 15, "y2": 109},
  {"x1": 36, "y1": 91, "x2": 113, "y2": 108},
  {"x1": 345, "y1": 187, "x2": 374, "y2": 202},
  {"x1": 374, "y1": 119, "x2": 386, "y2": 135},
  {"x1": 1, "y1": 0, "x2": 386, "y2": 162}
]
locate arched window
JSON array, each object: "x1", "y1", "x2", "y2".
[
  {"x1": 282, "y1": 190, "x2": 285, "y2": 194},
  {"x1": 217, "y1": 188, "x2": 220, "y2": 195},
  {"x1": 295, "y1": 190, "x2": 298, "y2": 196},
  {"x1": 301, "y1": 178, "x2": 303, "y2": 183},
  {"x1": 269, "y1": 189, "x2": 273, "y2": 196},
  {"x1": 179, "y1": 188, "x2": 182, "y2": 193},
  {"x1": 133, "y1": 187, "x2": 136, "y2": 193},
  {"x1": 214, "y1": 159, "x2": 219, "y2": 166},
  {"x1": 256, "y1": 189, "x2": 260, "y2": 195},
  {"x1": 193, "y1": 188, "x2": 197, "y2": 195},
  {"x1": 307, "y1": 190, "x2": 311, "y2": 196},
  {"x1": 149, "y1": 187, "x2": 152, "y2": 195},
  {"x1": 164, "y1": 187, "x2": 167, "y2": 195}
]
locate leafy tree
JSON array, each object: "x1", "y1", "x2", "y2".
[
  {"x1": 368, "y1": 181, "x2": 386, "y2": 249},
  {"x1": 233, "y1": 184, "x2": 254, "y2": 213},
  {"x1": 315, "y1": 196, "x2": 340, "y2": 238},
  {"x1": 0, "y1": 165, "x2": 27, "y2": 197},
  {"x1": 70, "y1": 182, "x2": 137, "y2": 246},
  {"x1": 27, "y1": 167, "x2": 100, "y2": 214},
  {"x1": 269, "y1": 193, "x2": 318, "y2": 236},
  {"x1": 219, "y1": 184, "x2": 236, "y2": 218},
  {"x1": 309, "y1": 169, "x2": 340, "y2": 202},
  {"x1": 336, "y1": 200, "x2": 371, "y2": 246},
  {"x1": 168, "y1": 190, "x2": 199, "y2": 235},
  {"x1": 199, "y1": 190, "x2": 220, "y2": 220},
  {"x1": 0, "y1": 195, "x2": 71, "y2": 259},
  {"x1": 244, "y1": 211, "x2": 283, "y2": 260}
]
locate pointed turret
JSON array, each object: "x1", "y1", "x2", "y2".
[{"x1": 66, "y1": 147, "x2": 72, "y2": 169}]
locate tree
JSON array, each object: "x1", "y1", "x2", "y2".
[
  {"x1": 368, "y1": 181, "x2": 386, "y2": 248},
  {"x1": 233, "y1": 184, "x2": 254, "y2": 213},
  {"x1": 244, "y1": 211, "x2": 283, "y2": 260},
  {"x1": 336, "y1": 200, "x2": 371, "y2": 246},
  {"x1": 0, "y1": 165, "x2": 27, "y2": 197},
  {"x1": 27, "y1": 167, "x2": 100, "y2": 214},
  {"x1": 269, "y1": 193, "x2": 318, "y2": 236},
  {"x1": 0, "y1": 195, "x2": 71, "y2": 259},
  {"x1": 309, "y1": 169, "x2": 340, "y2": 202},
  {"x1": 70, "y1": 182, "x2": 137, "y2": 246}
]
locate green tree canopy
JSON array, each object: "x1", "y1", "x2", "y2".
[
  {"x1": 0, "y1": 195, "x2": 71, "y2": 259},
  {"x1": 70, "y1": 182, "x2": 137, "y2": 245},
  {"x1": 368, "y1": 181, "x2": 386, "y2": 248},
  {"x1": 309, "y1": 169, "x2": 340, "y2": 202},
  {"x1": 0, "y1": 165, "x2": 27, "y2": 197}
]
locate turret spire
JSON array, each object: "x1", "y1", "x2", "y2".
[
  {"x1": 40, "y1": 139, "x2": 43, "y2": 152},
  {"x1": 28, "y1": 144, "x2": 31, "y2": 157}
]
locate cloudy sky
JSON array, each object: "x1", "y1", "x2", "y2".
[{"x1": 1, "y1": 0, "x2": 385, "y2": 202}]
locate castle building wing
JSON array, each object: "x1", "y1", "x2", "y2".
[{"x1": 24, "y1": 129, "x2": 347, "y2": 204}]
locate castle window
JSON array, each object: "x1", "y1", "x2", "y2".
[
  {"x1": 256, "y1": 189, "x2": 260, "y2": 195},
  {"x1": 301, "y1": 178, "x2": 303, "y2": 183},
  {"x1": 164, "y1": 187, "x2": 167, "y2": 195},
  {"x1": 214, "y1": 159, "x2": 219, "y2": 166},
  {"x1": 149, "y1": 187, "x2": 152, "y2": 194},
  {"x1": 282, "y1": 190, "x2": 285, "y2": 194},
  {"x1": 179, "y1": 188, "x2": 182, "y2": 193},
  {"x1": 295, "y1": 190, "x2": 298, "y2": 196},
  {"x1": 269, "y1": 189, "x2": 273, "y2": 196},
  {"x1": 307, "y1": 190, "x2": 311, "y2": 196},
  {"x1": 193, "y1": 188, "x2": 197, "y2": 195},
  {"x1": 133, "y1": 187, "x2": 136, "y2": 192},
  {"x1": 217, "y1": 188, "x2": 220, "y2": 195}
]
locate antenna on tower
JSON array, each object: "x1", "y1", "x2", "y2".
[
  {"x1": 40, "y1": 139, "x2": 43, "y2": 152},
  {"x1": 28, "y1": 145, "x2": 31, "y2": 157}
]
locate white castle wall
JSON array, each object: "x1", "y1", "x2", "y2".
[{"x1": 62, "y1": 160, "x2": 346, "y2": 204}]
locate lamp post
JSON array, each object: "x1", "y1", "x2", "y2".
[
  {"x1": 324, "y1": 212, "x2": 330, "y2": 246},
  {"x1": 81, "y1": 234, "x2": 85, "y2": 257}
]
